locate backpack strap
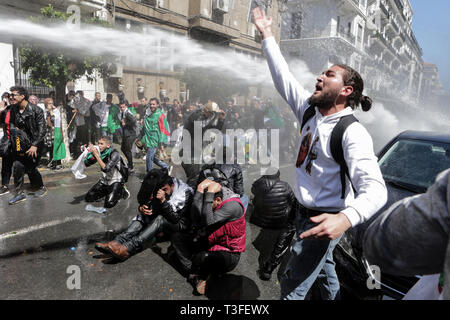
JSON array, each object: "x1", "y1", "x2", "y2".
[
  {"x1": 300, "y1": 105, "x2": 315, "y2": 132},
  {"x1": 330, "y1": 115, "x2": 359, "y2": 199}
]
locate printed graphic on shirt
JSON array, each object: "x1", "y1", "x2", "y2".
[
  {"x1": 296, "y1": 129, "x2": 311, "y2": 168},
  {"x1": 305, "y1": 136, "x2": 319, "y2": 175}
]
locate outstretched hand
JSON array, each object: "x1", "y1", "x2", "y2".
[
  {"x1": 252, "y1": 7, "x2": 273, "y2": 39},
  {"x1": 299, "y1": 213, "x2": 352, "y2": 240}
]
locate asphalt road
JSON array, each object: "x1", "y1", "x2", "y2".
[{"x1": 0, "y1": 155, "x2": 296, "y2": 300}]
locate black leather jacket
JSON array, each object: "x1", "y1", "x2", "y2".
[
  {"x1": 250, "y1": 175, "x2": 296, "y2": 229},
  {"x1": 120, "y1": 109, "x2": 138, "y2": 137},
  {"x1": 137, "y1": 176, "x2": 193, "y2": 232},
  {"x1": 197, "y1": 163, "x2": 244, "y2": 196},
  {"x1": 9, "y1": 103, "x2": 46, "y2": 148}
]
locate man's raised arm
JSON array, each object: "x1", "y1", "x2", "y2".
[{"x1": 252, "y1": 7, "x2": 310, "y2": 121}]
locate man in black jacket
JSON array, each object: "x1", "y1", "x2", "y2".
[
  {"x1": 7, "y1": 86, "x2": 47, "y2": 205},
  {"x1": 250, "y1": 169, "x2": 297, "y2": 280},
  {"x1": 118, "y1": 101, "x2": 137, "y2": 172},
  {"x1": 94, "y1": 169, "x2": 193, "y2": 262},
  {"x1": 84, "y1": 136, "x2": 129, "y2": 209},
  {"x1": 181, "y1": 102, "x2": 225, "y2": 188}
]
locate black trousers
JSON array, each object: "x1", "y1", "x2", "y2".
[
  {"x1": 121, "y1": 135, "x2": 136, "y2": 169},
  {"x1": 264, "y1": 222, "x2": 296, "y2": 271},
  {"x1": 181, "y1": 162, "x2": 202, "y2": 189},
  {"x1": 85, "y1": 181, "x2": 124, "y2": 208},
  {"x1": 171, "y1": 232, "x2": 240, "y2": 280},
  {"x1": 1, "y1": 152, "x2": 13, "y2": 186},
  {"x1": 12, "y1": 154, "x2": 44, "y2": 193},
  {"x1": 115, "y1": 215, "x2": 181, "y2": 255}
]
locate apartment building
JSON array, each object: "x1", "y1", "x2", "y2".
[
  {"x1": 0, "y1": 0, "x2": 282, "y2": 103},
  {"x1": 280, "y1": 0, "x2": 427, "y2": 101}
]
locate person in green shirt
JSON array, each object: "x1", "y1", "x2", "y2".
[{"x1": 138, "y1": 98, "x2": 170, "y2": 173}]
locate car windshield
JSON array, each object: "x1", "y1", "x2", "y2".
[{"x1": 379, "y1": 138, "x2": 450, "y2": 193}]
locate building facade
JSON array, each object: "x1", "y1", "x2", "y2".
[
  {"x1": 280, "y1": 0, "x2": 430, "y2": 102},
  {"x1": 0, "y1": 0, "x2": 283, "y2": 104}
]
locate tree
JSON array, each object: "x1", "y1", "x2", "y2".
[
  {"x1": 179, "y1": 67, "x2": 249, "y2": 107},
  {"x1": 19, "y1": 4, "x2": 115, "y2": 106}
]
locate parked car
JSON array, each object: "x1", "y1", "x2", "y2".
[{"x1": 334, "y1": 130, "x2": 450, "y2": 299}]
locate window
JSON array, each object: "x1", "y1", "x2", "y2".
[
  {"x1": 290, "y1": 12, "x2": 303, "y2": 39},
  {"x1": 248, "y1": 0, "x2": 267, "y2": 23}
]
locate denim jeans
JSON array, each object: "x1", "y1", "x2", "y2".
[
  {"x1": 240, "y1": 194, "x2": 249, "y2": 212},
  {"x1": 280, "y1": 214, "x2": 342, "y2": 300},
  {"x1": 146, "y1": 147, "x2": 168, "y2": 172}
]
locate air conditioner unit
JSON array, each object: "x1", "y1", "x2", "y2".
[
  {"x1": 138, "y1": 0, "x2": 158, "y2": 6},
  {"x1": 213, "y1": 0, "x2": 230, "y2": 14},
  {"x1": 110, "y1": 63, "x2": 123, "y2": 78}
]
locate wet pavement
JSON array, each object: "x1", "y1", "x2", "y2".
[{"x1": 0, "y1": 152, "x2": 296, "y2": 300}]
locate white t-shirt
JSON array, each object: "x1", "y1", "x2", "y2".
[{"x1": 263, "y1": 36, "x2": 387, "y2": 227}]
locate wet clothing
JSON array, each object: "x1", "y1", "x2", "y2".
[
  {"x1": 115, "y1": 177, "x2": 193, "y2": 255},
  {"x1": 8, "y1": 103, "x2": 46, "y2": 194},
  {"x1": 250, "y1": 175, "x2": 296, "y2": 229},
  {"x1": 84, "y1": 147, "x2": 125, "y2": 208},
  {"x1": 263, "y1": 36, "x2": 387, "y2": 300},
  {"x1": 172, "y1": 187, "x2": 245, "y2": 277},
  {"x1": 181, "y1": 110, "x2": 225, "y2": 187},
  {"x1": 119, "y1": 108, "x2": 137, "y2": 169},
  {"x1": 363, "y1": 168, "x2": 450, "y2": 300},
  {"x1": 251, "y1": 174, "x2": 297, "y2": 275},
  {"x1": 197, "y1": 163, "x2": 244, "y2": 197}
]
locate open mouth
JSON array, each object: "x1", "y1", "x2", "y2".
[{"x1": 314, "y1": 84, "x2": 323, "y2": 93}]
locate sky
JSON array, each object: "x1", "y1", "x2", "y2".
[{"x1": 410, "y1": 0, "x2": 450, "y2": 93}]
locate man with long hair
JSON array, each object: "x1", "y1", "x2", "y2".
[{"x1": 253, "y1": 7, "x2": 387, "y2": 300}]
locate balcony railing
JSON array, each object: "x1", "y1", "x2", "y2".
[
  {"x1": 338, "y1": 26, "x2": 356, "y2": 45},
  {"x1": 380, "y1": 0, "x2": 390, "y2": 18}
]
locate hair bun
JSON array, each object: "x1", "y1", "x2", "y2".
[{"x1": 361, "y1": 95, "x2": 372, "y2": 112}]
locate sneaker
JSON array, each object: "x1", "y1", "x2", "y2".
[
  {"x1": 0, "y1": 185, "x2": 10, "y2": 196},
  {"x1": 122, "y1": 186, "x2": 130, "y2": 200},
  {"x1": 9, "y1": 193, "x2": 27, "y2": 205},
  {"x1": 53, "y1": 165, "x2": 63, "y2": 171},
  {"x1": 33, "y1": 186, "x2": 48, "y2": 198}
]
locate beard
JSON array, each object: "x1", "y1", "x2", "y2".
[{"x1": 309, "y1": 88, "x2": 340, "y2": 110}]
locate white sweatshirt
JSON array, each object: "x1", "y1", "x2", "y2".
[{"x1": 263, "y1": 36, "x2": 387, "y2": 227}]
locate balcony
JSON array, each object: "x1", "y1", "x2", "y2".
[
  {"x1": 370, "y1": 31, "x2": 398, "y2": 58},
  {"x1": 379, "y1": 1, "x2": 390, "y2": 18},
  {"x1": 338, "y1": 0, "x2": 366, "y2": 17},
  {"x1": 337, "y1": 26, "x2": 356, "y2": 45}
]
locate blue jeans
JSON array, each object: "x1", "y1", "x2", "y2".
[
  {"x1": 146, "y1": 147, "x2": 168, "y2": 172},
  {"x1": 240, "y1": 194, "x2": 249, "y2": 212},
  {"x1": 280, "y1": 214, "x2": 342, "y2": 300}
]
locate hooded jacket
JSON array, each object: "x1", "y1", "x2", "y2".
[
  {"x1": 197, "y1": 163, "x2": 244, "y2": 197},
  {"x1": 250, "y1": 175, "x2": 296, "y2": 229}
]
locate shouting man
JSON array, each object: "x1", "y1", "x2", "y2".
[{"x1": 253, "y1": 7, "x2": 387, "y2": 300}]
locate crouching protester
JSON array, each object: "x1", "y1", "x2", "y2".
[
  {"x1": 95, "y1": 169, "x2": 193, "y2": 262},
  {"x1": 250, "y1": 169, "x2": 297, "y2": 281},
  {"x1": 171, "y1": 179, "x2": 246, "y2": 295},
  {"x1": 84, "y1": 136, "x2": 130, "y2": 210}
]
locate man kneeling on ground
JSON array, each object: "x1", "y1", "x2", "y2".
[
  {"x1": 95, "y1": 169, "x2": 193, "y2": 262},
  {"x1": 84, "y1": 136, "x2": 130, "y2": 209},
  {"x1": 171, "y1": 179, "x2": 246, "y2": 295}
]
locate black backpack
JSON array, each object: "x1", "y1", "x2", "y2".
[{"x1": 301, "y1": 106, "x2": 358, "y2": 199}]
